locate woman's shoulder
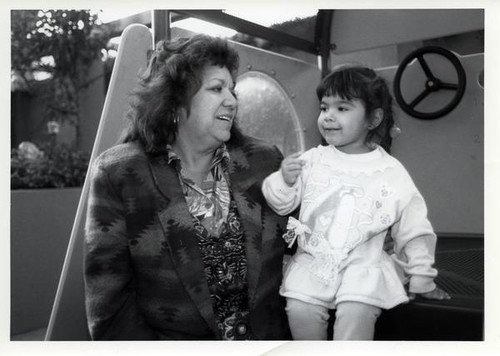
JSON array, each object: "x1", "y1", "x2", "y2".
[
  {"x1": 227, "y1": 135, "x2": 284, "y2": 176},
  {"x1": 230, "y1": 135, "x2": 282, "y2": 157},
  {"x1": 94, "y1": 141, "x2": 148, "y2": 168},
  {"x1": 239, "y1": 134, "x2": 277, "y2": 149}
]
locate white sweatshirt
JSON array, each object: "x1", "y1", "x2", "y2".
[{"x1": 262, "y1": 145, "x2": 438, "y2": 309}]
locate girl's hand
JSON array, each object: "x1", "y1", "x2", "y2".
[
  {"x1": 409, "y1": 287, "x2": 451, "y2": 301},
  {"x1": 281, "y1": 152, "x2": 305, "y2": 186}
]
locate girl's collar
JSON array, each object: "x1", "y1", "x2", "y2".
[
  {"x1": 328, "y1": 144, "x2": 383, "y2": 162},
  {"x1": 318, "y1": 144, "x2": 397, "y2": 177}
]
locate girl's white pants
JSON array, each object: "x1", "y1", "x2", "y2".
[{"x1": 286, "y1": 298, "x2": 382, "y2": 340}]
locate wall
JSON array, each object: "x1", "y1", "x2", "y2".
[{"x1": 10, "y1": 188, "x2": 81, "y2": 336}]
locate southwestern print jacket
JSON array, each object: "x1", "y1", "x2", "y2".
[{"x1": 84, "y1": 135, "x2": 290, "y2": 340}]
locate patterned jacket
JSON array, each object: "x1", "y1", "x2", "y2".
[{"x1": 84, "y1": 135, "x2": 290, "y2": 340}]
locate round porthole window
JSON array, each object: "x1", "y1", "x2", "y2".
[{"x1": 235, "y1": 71, "x2": 305, "y2": 156}]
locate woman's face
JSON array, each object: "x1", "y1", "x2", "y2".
[{"x1": 178, "y1": 65, "x2": 237, "y2": 151}]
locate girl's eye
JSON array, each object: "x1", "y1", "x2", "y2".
[
  {"x1": 338, "y1": 106, "x2": 349, "y2": 112},
  {"x1": 320, "y1": 105, "x2": 327, "y2": 112}
]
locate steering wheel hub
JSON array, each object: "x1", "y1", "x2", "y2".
[{"x1": 426, "y1": 79, "x2": 439, "y2": 91}]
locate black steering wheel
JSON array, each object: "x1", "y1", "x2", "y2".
[{"x1": 393, "y1": 46, "x2": 467, "y2": 120}]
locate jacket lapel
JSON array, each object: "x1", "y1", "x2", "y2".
[
  {"x1": 149, "y1": 156, "x2": 219, "y2": 336},
  {"x1": 227, "y1": 146, "x2": 263, "y2": 309},
  {"x1": 148, "y1": 144, "x2": 266, "y2": 330}
]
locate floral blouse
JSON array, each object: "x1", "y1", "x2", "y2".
[{"x1": 167, "y1": 145, "x2": 251, "y2": 340}]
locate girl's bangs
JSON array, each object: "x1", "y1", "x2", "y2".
[{"x1": 318, "y1": 70, "x2": 362, "y2": 101}]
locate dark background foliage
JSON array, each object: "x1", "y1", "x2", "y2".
[
  {"x1": 11, "y1": 141, "x2": 90, "y2": 189},
  {"x1": 11, "y1": 10, "x2": 110, "y2": 189},
  {"x1": 11, "y1": 10, "x2": 109, "y2": 139}
]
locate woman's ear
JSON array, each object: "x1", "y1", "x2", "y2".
[
  {"x1": 368, "y1": 108, "x2": 384, "y2": 129},
  {"x1": 178, "y1": 106, "x2": 188, "y2": 121}
]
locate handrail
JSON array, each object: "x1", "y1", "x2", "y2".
[{"x1": 173, "y1": 9, "x2": 319, "y2": 55}]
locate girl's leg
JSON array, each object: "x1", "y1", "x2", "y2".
[
  {"x1": 333, "y1": 301, "x2": 382, "y2": 340},
  {"x1": 285, "y1": 298, "x2": 330, "y2": 340}
]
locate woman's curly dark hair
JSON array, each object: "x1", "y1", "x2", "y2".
[
  {"x1": 316, "y1": 64, "x2": 396, "y2": 153},
  {"x1": 120, "y1": 34, "x2": 240, "y2": 154}
]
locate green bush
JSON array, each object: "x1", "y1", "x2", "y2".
[{"x1": 11, "y1": 141, "x2": 90, "y2": 189}]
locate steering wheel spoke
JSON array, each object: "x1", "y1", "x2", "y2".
[
  {"x1": 417, "y1": 54, "x2": 435, "y2": 80},
  {"x1": 439, "y1": 82, "x2": 459, "y2": 90},
  {"x1": 409, "y1": 88, "x2": 432, "y2": 108},
  {"x1": 393, "y1": 46, "x2": 466, "y2": 120}
]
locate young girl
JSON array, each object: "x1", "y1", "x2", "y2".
[{"x1": 262, "y1": 64, "x2": 450, "y2": 340}]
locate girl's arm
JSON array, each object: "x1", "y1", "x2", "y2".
[
  {"x1": 84, "y1": 158, "x2": 158, "y2": 340},
  {"x1": 262, "y1": 150, "x2": 312, "y2": 216},
  {"x1": 391, "y1": 192, "x2": 439, "y2": 294},
  {"x1": 262, "y1": 169, "x2": 303, "y2": 215}
]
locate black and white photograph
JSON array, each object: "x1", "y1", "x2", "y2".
[{"x1": 3, "y1": 1, "x2": 500, "y2": 355}]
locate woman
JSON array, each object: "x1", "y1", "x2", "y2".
[{"x1": 84, "y1": 34, "x2": 290, "y2": 340}]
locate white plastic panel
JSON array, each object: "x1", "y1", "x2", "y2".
[
  {"x1": 330, "y1": 9, "x2": 484, "y2": 54},
  {"x1": 381, "y1": 53, "x2": 484, "y2": 234}
]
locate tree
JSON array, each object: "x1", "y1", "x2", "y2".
[{"x1": 11, "y1": 10, "x2": 110, "y2": 145}]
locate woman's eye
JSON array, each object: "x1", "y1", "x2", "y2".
[{"x1": 211, "y1": 86, "x2": 223, "y2": 93}]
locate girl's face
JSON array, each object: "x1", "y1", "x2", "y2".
[
  {"x1": 178, "y1": 65, "x2": 237, "y2": 150},
  {"x1": 317, "y1": 94, "x2": 372, "y2": 154}
]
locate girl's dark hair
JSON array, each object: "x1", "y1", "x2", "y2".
[
  {"x1": 120, "y1": 34, "x2": 240, "y2": 154},
  {"x1": 316, "y1": 64, "x2": 396, "y2": 153}
]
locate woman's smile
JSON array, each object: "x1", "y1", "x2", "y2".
[
  {"x1": 216, "y1": 113, "x2": 235, "y2": 125},
  {"x1": 216, "y1": 114, "x2": 233, "y2": 121}
]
